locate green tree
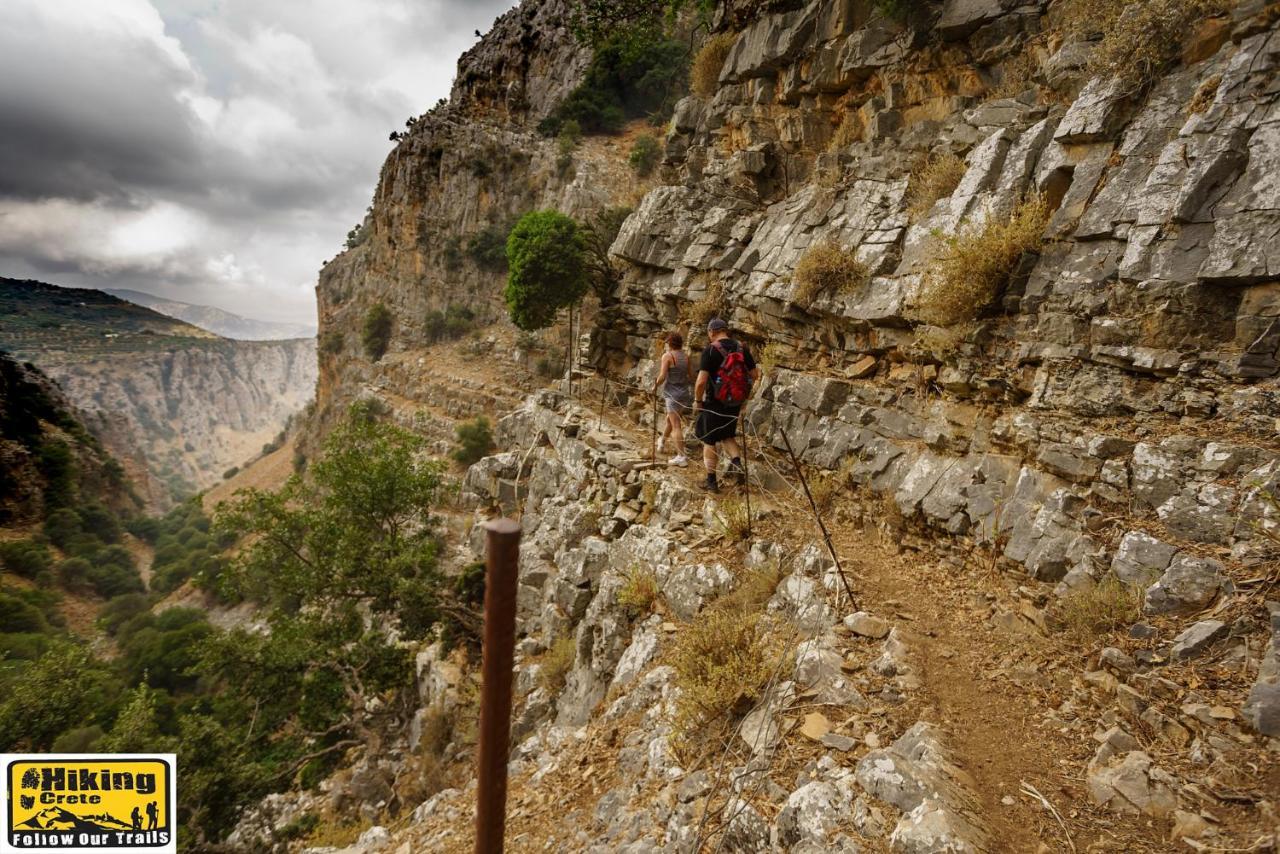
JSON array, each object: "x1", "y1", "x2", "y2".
[
  {"x1": 504, "y1": 210, "x2": 588, "y2": 331},
  {"x1": 0, "y1": 642, "x2": 114, "y2": 750},
  {"x1": 362, "y1": 303, "x2": 393, "y2": 361},
  {"x1": 207, "y1": 405, "x2": 468, "y2": 785}
]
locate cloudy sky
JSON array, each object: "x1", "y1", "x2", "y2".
[{"x1": 0, "y1": 0, "x2": 516, "y2": 324}]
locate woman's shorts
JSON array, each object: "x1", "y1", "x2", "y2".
[
  {"x1": 664, "y1": 394, "x2": 692, "y2": 415},
  {"x1": 695, "y1": 407, "x2": 739, "y2": 445}
]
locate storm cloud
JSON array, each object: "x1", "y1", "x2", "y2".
[{"x1": 0, "y1": 0, "x2": 516, "y2": 323}]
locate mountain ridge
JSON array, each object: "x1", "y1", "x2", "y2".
[{"x1": 103, "y1": 287, "x2": 316, "y2": 341}]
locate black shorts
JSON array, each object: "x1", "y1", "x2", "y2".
[{"x1": 696, "y1": 406, "x2": 739, "y2": 445}]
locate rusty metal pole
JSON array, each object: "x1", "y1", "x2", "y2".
[
  {"x1": 779, "y1": 427, "x2": 858, "y2": 609},
  {"x1": 475, "y1": 518, "x2": 522, "y2": 854}
]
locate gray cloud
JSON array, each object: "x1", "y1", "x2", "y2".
[{"x1": 0, "y1": 0, "x2": 516, "y2": 323}]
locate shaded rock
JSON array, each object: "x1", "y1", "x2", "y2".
[
  {"x1": 776, "y1": 780, "x2": 851, "y2": 848},
  {"x1": 1086, "y1": 751, "x2": 1178, "y2": 818},
  {"x1": 1143, "y1": 555, "x2": 1225, "y2": 615},
  {"x1": 1169, "y1": 620, "x2": 1227, "y2": 661}
]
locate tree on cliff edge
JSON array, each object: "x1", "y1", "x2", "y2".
[{"x1": 504, "y1": 210, "x2": 588, "y2": 331}]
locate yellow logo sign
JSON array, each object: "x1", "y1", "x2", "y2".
[{"x1": 2, "y1": 755, "x2": 176, "y2": 853}]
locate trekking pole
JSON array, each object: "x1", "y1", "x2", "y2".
[
  {"x1": 740, "y1": 410, "x2": 752, "y2": 538},
  {"x1": 475, "y1": 518, "x2": 521, "y2": 854},
  {"x1": 779, "y1": 427, "x2": 858, "y2": 609}
]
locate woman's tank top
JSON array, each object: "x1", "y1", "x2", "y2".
[{"x1": 664, "y1": 351, "x2": 691, "y2": 399}]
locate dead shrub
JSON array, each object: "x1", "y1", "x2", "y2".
[
  {"x1": 915, "y1": 194, "x2": 1050, "y2": 327},
  {"x1": 618, "y1": 564, "x2": 661, "y2": 618},
  {"x1": 683, "y1": 273, "x2": 727, "y2": 331},
  {"x1": 792, "y1": 241, "x2": 869, "y2": 306},
  {"x1": 1188, "y1": 73, "x2": 1222, "y2": 115},
  {"x1": 828, "y1": 111, "x2": 863, "y2": 151},
  {"x1": 538, "y1": 634, "x2": 576, "y2": 693},
  {"x1": 718, "y1": 561, "x2": 785, "y2": 614},
  {"x1": 669, "y1": 607, "x2": 780, "y2": 748},
  {"x1": 905, "y1": 153, "x2": 966, "y2": 221},
  {"x1": 692, "y1": 33, "x2": 737, "y2": 97},
  {"x1": 990, "y1": 47, "x2": 1042, "y2": 99},
  {"x1": 1055, "y1": 0, "x2": 1233, "y2": 91},
  {"x1": 757, "y1": 341, "x2": 786, "y2": 377},
  {"x1": 1056, "y1": 575, "x2": 1144, "y2": 639}
]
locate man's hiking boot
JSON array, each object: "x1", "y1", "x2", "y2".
[
  {"x1": 703, "y1": 473, "x2": 719, "y2": 493},
  {"x1": 727, "y1": 457, "x2": 746, "y2": 485}
]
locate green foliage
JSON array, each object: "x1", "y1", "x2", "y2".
[
  {"x1": 0, "y1": 642, "x2": 115, "y2": 751},
  {"x1": 36, "y1": 438, "x2": 75, "y2": 510},
  {"x1": 425, "y1": 304, "x2": 477, "y2": 344},
  {"x1": 148, "y1": 502, "x2": 230, "y2": 595},
  {"x1": 504, "y1": 210, "x2": 588, "y2": 331},
  {"x1": 451, "y1": 417, "x2": 494, "y2": 466},
  {"x1": 628, "y1": 134, "x2": 661, "y2": 176},
  {"x1": 0, "y1": 539, "x2": 52, "y2": 580},
  {"x1": 99, "y1": 684, "x2": 175, "y2": 753},
  {"x1": 319, "y1": 329, "x2": 344, "y2": 356},
  {"x1": 568, "y1": 0, "x2": 713, "y2": 48},
  {"x1": 466, "y1": 222, "x2": 513, "y2": 272},
  {"x1": 538, "y1": 33, "x2": 689, "y2": 136},
  {"x1": 361, "y1": 303, "x2": 393, "y2": 361},
  {"x1": 116, "y1": 607, "x2": 213, "y2": 693},
  {"x1": 0, "y1": 590, "x2": 49, "y2": 634}
]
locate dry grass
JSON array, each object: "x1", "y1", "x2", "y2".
[
  {"x1": 719, "y1": 561, "x2": 786, "y2": 614},
  {"x1": 692, "y1": 32, "x2": 737, "y2": 97},
  {"x1": 828, "y1": 111, "x2": 863, "y2": 151},
  {"x1": 911, "y1": 323, "x2": 970, "y2": 362},
  {"x1": 669, "y1": 607, "x2": 781, "y2": 749},
  {"x1": 990, "y1": 47, "x2": 1042, "y2": 99},
  {"x1": 1188, "y1": 73, "x2": 1222, "y2": 115},
  {"x1": 1055, "y1": 0, "x2": 1233, "y2": 91},
  {"x1": 915, "y1": 194, "x2": 1050, "y2": 327},
  {"x1": 792, "y1": 241, "x2": 870, "y2": 306},
  {"x1": 683, "y1": 273, "x2": 727, "y2": 332},
  {"x1": 757, "y1": 341, "x2": 786, "y2": 377},
  {"x1": 617, "y1": 564, "x2": 661, "y2": 618},
  {"x1": 1055, "y1": 575, "x2": 1144, "y2": 639},
  {"x1": 538, "y1": 634, "x2": 576, "y2": 693},
  {"x1": 905, "y1": 153, "x2": 966, "y2": 221},
  {"x1": 716, "y1": 497, "x2": 753, "y2": 541}
]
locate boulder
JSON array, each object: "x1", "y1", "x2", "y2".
[
  {"x1": 1143, "y1": 555, "x2": 1225, "y2": 615},
  {"x1": 1086, "y1": 751, "x2": 1178, "y2": 818},
  {"x1": 1169, "y1": 620, "x2": 1228, "y2": 661}
]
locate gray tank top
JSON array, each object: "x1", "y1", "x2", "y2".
[{"x1": 664, "y1": 351, "x2": 691, "y2": 399}]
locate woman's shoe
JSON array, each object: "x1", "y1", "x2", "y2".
[{"x1": 671, "y1": 454, "x2": 688, "y2": 467}]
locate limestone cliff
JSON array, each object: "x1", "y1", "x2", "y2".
[{"x1": 282, "y1": 0, "x2": 1280, "y2": 850}]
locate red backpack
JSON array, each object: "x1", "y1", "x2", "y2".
[{"x1": 711, "y1": 340, "x2": 751, "y2": 406}]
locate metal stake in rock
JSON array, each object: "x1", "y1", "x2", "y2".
[{"x1": 475, "y1": 518, "x2": 521, "y2": 854}]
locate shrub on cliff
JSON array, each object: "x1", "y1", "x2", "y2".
[
  {"x1": 628, "y1": 134, "x2": 660, "y2": 176},
  {"x1": 915, "y1": 194, "x2": 1050, "y2": 327},
  {"x1": 538, "y1": 33, "x2": 688, "y2": 135},
  {"x1": 906, "y1": 153, "x2": 966, "y2": 220},
  {"x1": 504, "y1": 210, "x2": 588, "y2": 331},
  {"x1": 465, "y1": 221, "x2": 512, "y2": 272},
  {"x1": 451, "y1": 416, "x2": 494, "y2": 466},
  {"x1": 691, "y1": 31, "x2": 736, "y2": 97},
  {"x1": 792, "y1": 241, "x2": 870, "y2": 306},
  {"x1": 362, "y1": 302, "x2": 393, "y2": 361}
]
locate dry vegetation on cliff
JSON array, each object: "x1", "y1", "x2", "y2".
[{"x1": 791, "y1": 241, "x2": 870, "y2": 306}]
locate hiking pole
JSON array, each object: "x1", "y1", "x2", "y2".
[
  {"x1": 779, "y1": 427, "x2": 858, "y2": 610},
  {"x1": 475, "y1": 518, "x2": 521, "y2": 854},
  {"x1": 740, "y1": 410, "x2": 752, "y2": 538}
]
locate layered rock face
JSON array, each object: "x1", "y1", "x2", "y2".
[
  {"x1": 598, "y1": 0, "x2": 1280, "y2": 593},
  {"x1": 36, "y1": 338, "x2": 316, "y2": 500}
]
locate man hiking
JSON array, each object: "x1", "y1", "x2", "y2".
[{"x1": 693, "y1": 318, "x2": 759, "y2": 493}]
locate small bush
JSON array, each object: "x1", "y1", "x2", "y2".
[
  {"x1": 425, "y1": 304, "x2": 476, "y2": 343},
  {"x1": 670, "y1": 608, "x2": 779, "y2": 746},
  {"x1": 1056, "y1": 575, "x2": 1144, "y2": 638},
  {"x1": 905, "y1": 153, "x2": 966, "y2": 220},
  {"x1": 617, "y1": 565, "x2": 660, "y2": 618},
  {"x1": 718, "y1": 563, "x2": 785, "y2": 614},
  {"x1": 628, "y1": 134, "x2": 661, "y2": 177},
  {"x1": 451, "y1": 417, "x2": 494, "y2": 467},
  {"x1": 683, "y1": 274, "x2": 727, "y2": 332},
  {"x1": 716, "y1": 498, "x2": 753, "y2": 542},
  {"x1": 57, "y1": 557, "x2": 92, "y2": 591},
  {"x1": 465, "y1": 223, "x2": 511, "y2": 272},
  {"x1": 692, "y1": 32, "x2": 736, "y2": 97},
  {"x1": 0, "y1": 540, "x2": 52, "y2": 580},
  {"x1": 538, "y1": 634, "x2": 576, "y2": 693},
  {"x1": 792, "y1": 241, "x2": 870, "y2": 306},
  {"x1": 1056, "y1": 0, "x2": 1231, "y2": 91},
  {"x1": 222, "y1": 466, "x2": 239, "y2": 480},
  {"x1": 828, "y1": 111, "x2": 862, "y2": 151},
  {"x1": 362, "y1": 303, "x2": 393, "y2": 361},
  {"x1": 318, "y1": 330, "x2": 344, "y2": 356},
  {"x1": 915, "y1": 194, "x2": 1050, "y2": 327}
]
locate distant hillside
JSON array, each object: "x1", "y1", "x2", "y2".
[
  {"x1": 104, "y1": 288, "x2": 316, "y2": 341},
  {"x1": 0, "y1": 278, "x2": 316, "y2": 505}
]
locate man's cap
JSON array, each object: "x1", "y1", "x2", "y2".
[{"x1": 707, "y1": 318, "x2": 728, "y2": 332}]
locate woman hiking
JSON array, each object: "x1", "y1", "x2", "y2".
[{"x1": 654, "y1": 331, "x2": 694, "y2": 467}]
